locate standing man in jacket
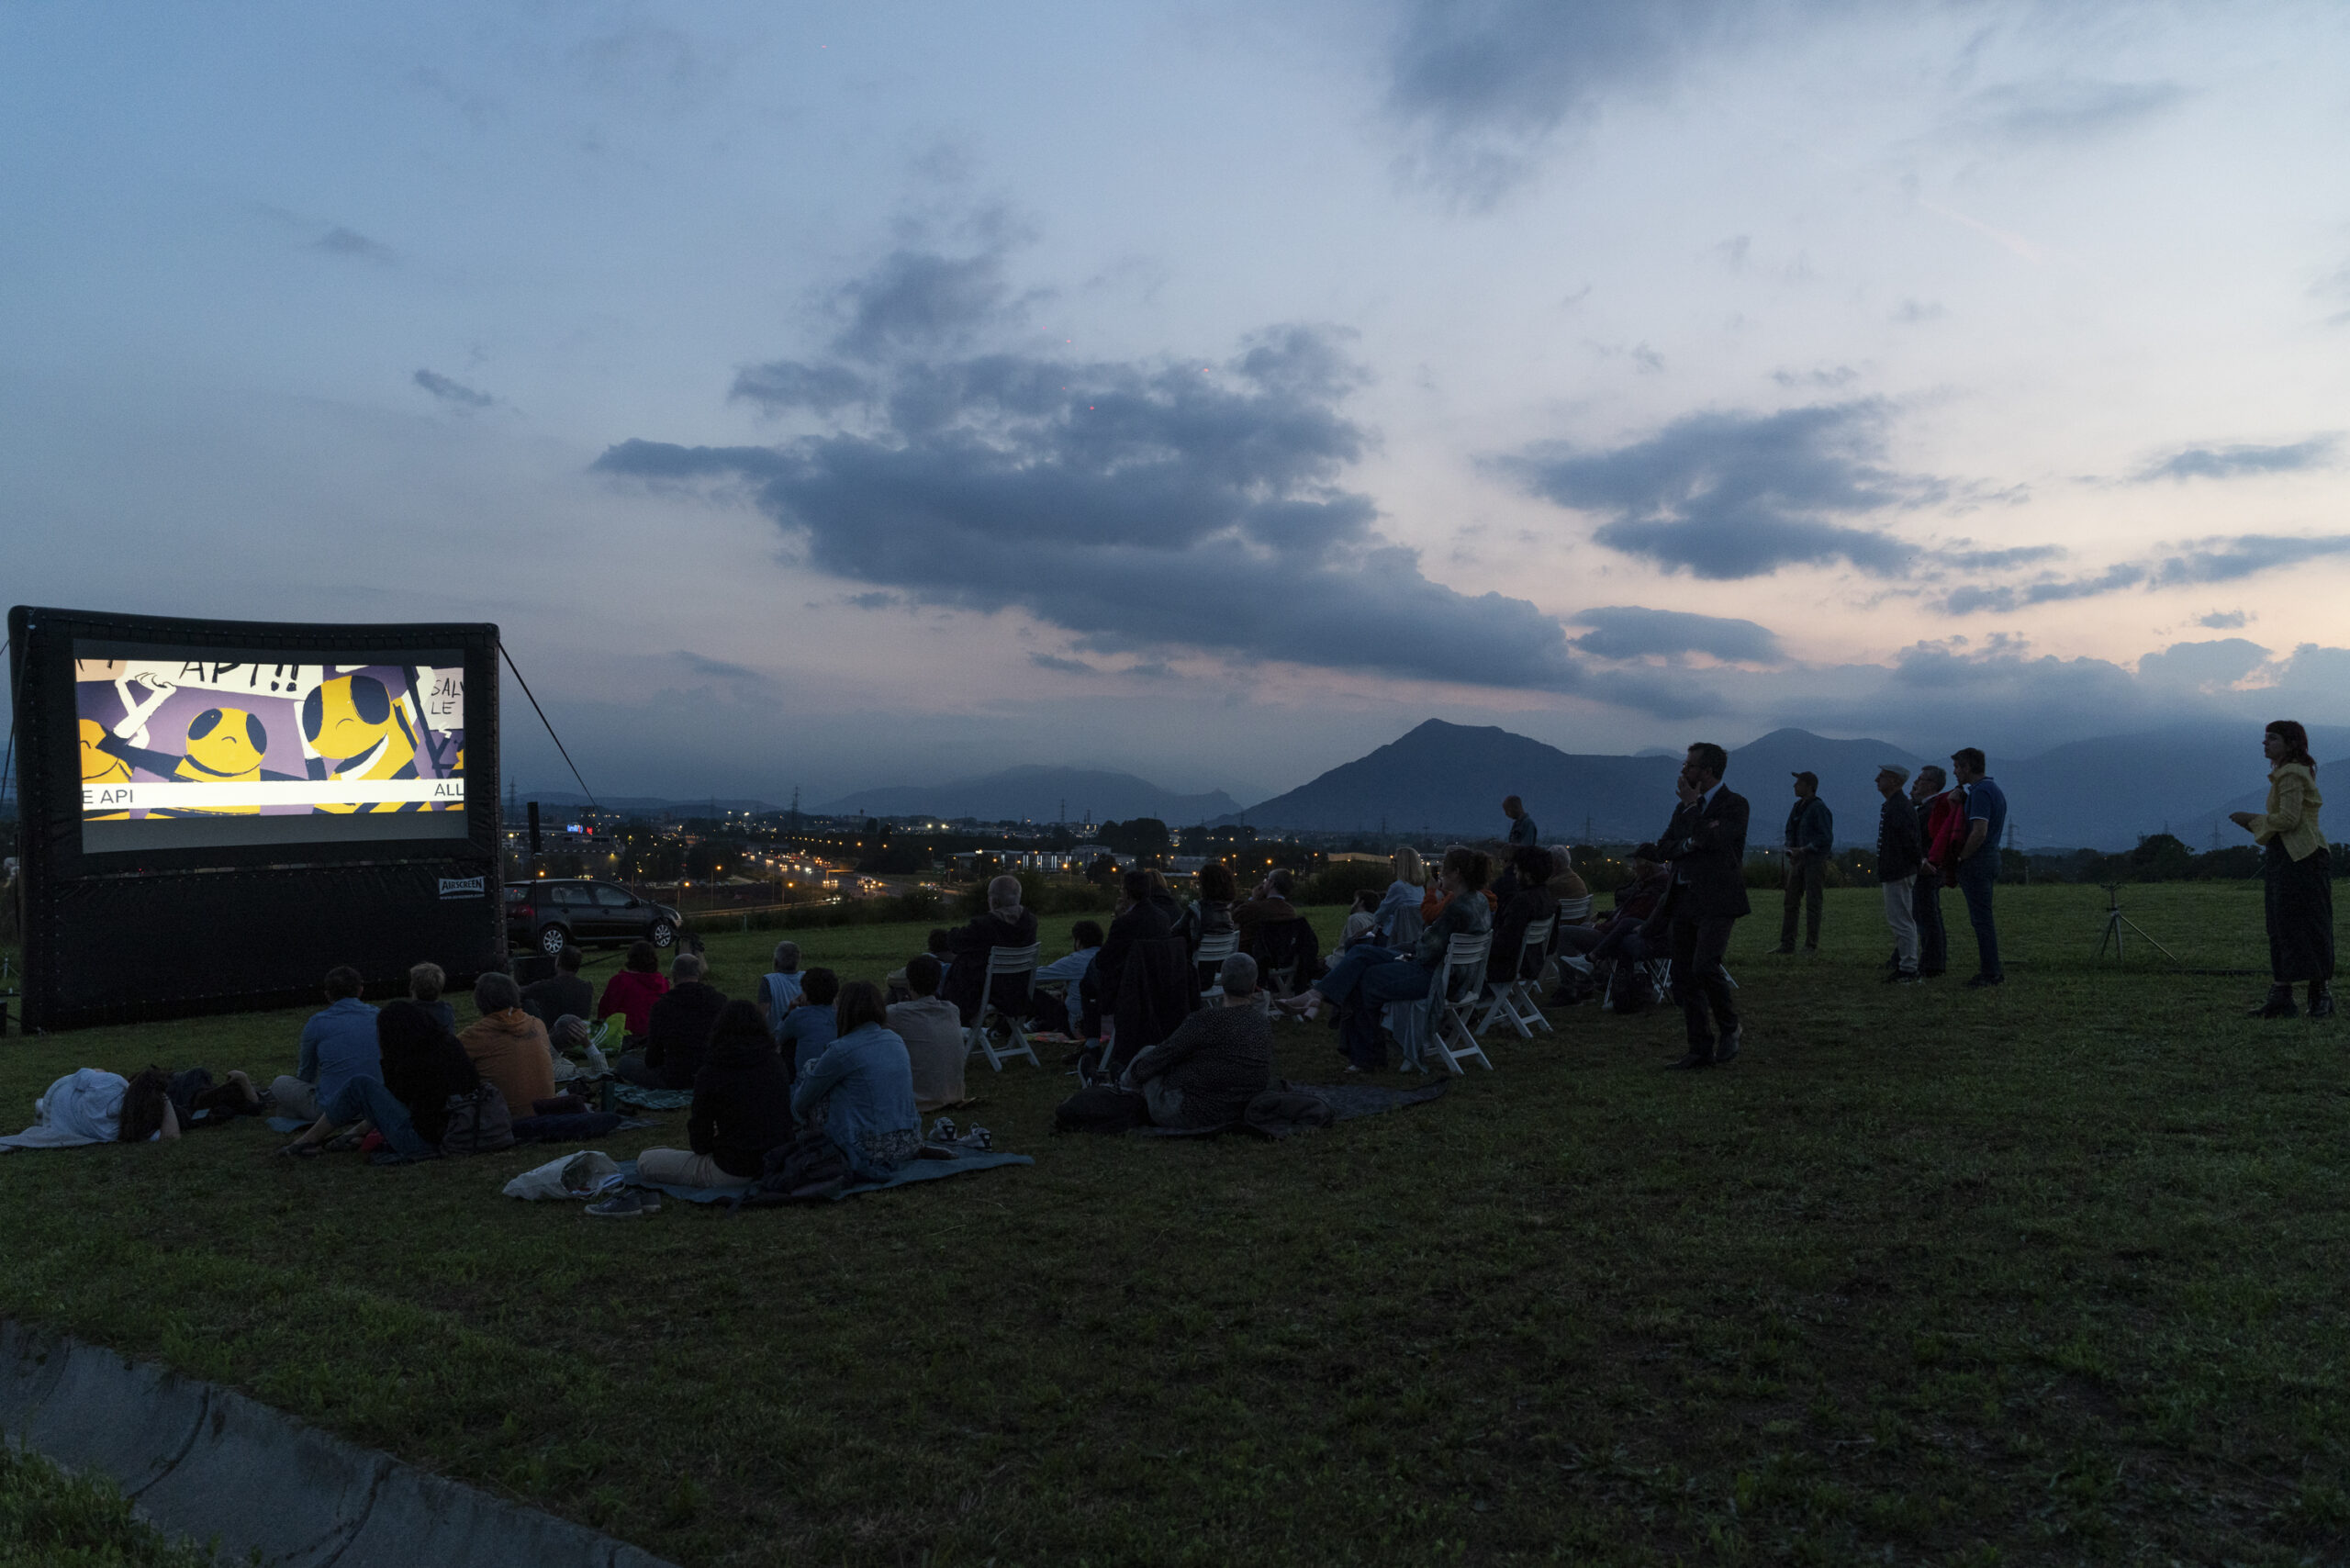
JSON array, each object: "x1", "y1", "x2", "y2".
[
  {"x1": 1909, "y1": 766, "x2": 1957, "y2": 979},
  {"x1": 1950, "y1": 748, "x2": 2008, "y2": 988},
  {"x1": 1504, "y1": 795, "x2": 1539, "y2": 848},
  {"x1": 1656, "y1": 742, "x2": 1751, "y2": 1070},
  {"x1": 1874, "y1": 765, "x2": 1925, "y2": 983},
  {"x1": 1776, "y1": 771, "x2": 1833, "y2": 955}
]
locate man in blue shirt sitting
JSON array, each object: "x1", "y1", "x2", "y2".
[
  {"x1": 269, "y1": 966, "x2": 383, "y2": 1122},
  {"x1": 1950, "y1": 747, "x2": 2008, "y2": 988}
]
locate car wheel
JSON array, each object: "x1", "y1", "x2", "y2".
[
  {"x1": 649, "y1": 920, "x2": 677, "y2": 948},
  {"x1": 537, "y1": 924, "x2": 569, "y2": 958}
]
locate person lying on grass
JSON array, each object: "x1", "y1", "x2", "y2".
[
  {"x1": 1119, "y1": 952, "x2": 1275, "y2": 1131},
  {"x1": 0, "y1": 1065, "x2": 260, "y2": 1150},
  {"x1": 632, "y1": 999, "x2": 794, "y2": 1191},
  {"x1": 775, "y1": 980, "x2": 922, "y2": 1192},
  {"x1": 279, "y1": 999, "x2": 479, "y2": 1160}
]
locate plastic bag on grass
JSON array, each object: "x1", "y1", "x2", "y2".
[{"x1": 503, "y1": 1149, "x2": 623, "y2": 1201}]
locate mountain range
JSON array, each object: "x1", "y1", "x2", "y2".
[{"x1": 518, "y1": 721, "x2": 2348, "y2": 853}]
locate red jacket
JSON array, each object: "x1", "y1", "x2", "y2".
[
  {"x1": 1924, "y1": 790, "x2": 1968, "y2": 883},
  {"x1": 597, "y1": 969, "x2": 671, "y2": 1036}
]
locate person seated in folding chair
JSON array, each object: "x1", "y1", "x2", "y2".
[
  {"x1": 1489, "y1": 845, "x2": 1560, "y2": 992},
  {"x1": 1553, "y1": 844, "x2": 1670, "y2": 1002},
  {"x1": 1174, "y1": 861, "x2": 1238, "y2": 957},
  {"x1": 888, "y1": 954, "x2": 968, "y2": 1114},
  {"x1": 1120, "y1": 953, "x2": 1275, "y2": 1131},
  {"x1": 1281, "y1": 846, "x2": 1493, "y2": 1071},
  {"x1": 942, "y1": 876, "x2": 1038, "y2": 1025}
]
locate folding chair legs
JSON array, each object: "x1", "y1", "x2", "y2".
[{"x1": 965, "y1": 1011, "x2": 1041, "y2": 1070}]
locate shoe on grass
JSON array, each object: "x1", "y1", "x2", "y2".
[
  {"x1": 1714, "y1": 1027, "x2": 1740, "y2": 1065},
  {"x1": 1665, "y1": 1049, "x2": 1714, "y2": 1070},
  {"x1": 2309, "y1": 983, "x2": 2335, "y2": 1021},
  {"x1": 1964, "y1": 974, "x2": 2005, "y2": 990},
  {"x1": 2249, "y1": 985, "x2": 2299, "y2": 1019},
  {"x1": 587, "y1": 1191, "x2": 660, "y2": 1218}
]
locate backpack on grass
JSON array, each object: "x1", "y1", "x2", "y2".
[{"x1": 440, "y1": 1084, "x2": 515, "y2": 1157}]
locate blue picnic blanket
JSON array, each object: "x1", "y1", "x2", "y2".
[
  {"x1": 615, "y1": 1148, "x2": 1033, "y2": 1206},
  {"x1": 608, "y1": 1085, "x2": 696, "y2": 1112}
]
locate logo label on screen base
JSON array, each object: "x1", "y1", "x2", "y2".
[{"x1": 439, "y1": 877, "x2": 487, "y2": 899}]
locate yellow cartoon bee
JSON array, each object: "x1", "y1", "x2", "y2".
[
  {"x1": 303, "y1": 674, "x2": 421, "y2": 812},
  {"x1": 97, "y1": 696, "x2": 278, "y2": 815}
]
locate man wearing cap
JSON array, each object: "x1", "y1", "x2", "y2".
[
  {"x1": 1874, "y1": 765, "x2": 1926, "y2": 982},
  {"x1": 1776, "y1": 771, "x2": 1833, "y2": 955}
]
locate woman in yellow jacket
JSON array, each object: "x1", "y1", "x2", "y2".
[{"x1": 2231, "y1": 720, "x2": 2333, "y2": 1019}]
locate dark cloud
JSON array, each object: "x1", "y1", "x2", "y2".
[
  {"x1": 2134, "y1": 436, "x2": 2338, "y2": 482},
  {"x1": 1772, "y1": 364, "x2": 1858, "y2": 389},
  {"x1": 315, "y1": 226, "x2": 395, "y2": 262},
  {"x1": 1382, "y1": 0, "x2": 1724, "y2": 199},
  {"x1": 731, "y1": 360, "x2": 871, "y2": 415},
  {"x1": 2133, "y1": 637, "x2": 2269, "y2": 689},
  {"x1": 1949, "y1": 76, "x2": 2188, "y2": 146},
  {"x1": 1940, "y1": 532, "x2": 2350, "y2": 613},
  {"x1": 1570, "y1": 605, "x2": 1783, "y2": 664},
  {"x1": 1029, "y1": 652, "x2": 1098, "y2": 675},
  {"x1": 597, "y1": 244, "x2": 1614, "y2": 700},
  {"x1": 413, "y1": 369, "x2": 493, "y2": 409},
  {"x1": 2197, "y1": 610, "x2": 2248, "y2": 630},
  {"x1": 1941, "y1": 544, "x2": 2062, "y2": 571},
  {"x1": 672, "y1": 650, "x2": 775, "y2": 693},
  {"x1": 1499, "y1": 400, "x2": 1942, "y2": 579}
]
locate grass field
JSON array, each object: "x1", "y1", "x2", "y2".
[{"x1": 2, "y1": 881, "x2": 2346, "y2": 1564}]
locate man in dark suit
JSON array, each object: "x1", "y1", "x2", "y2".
[{"x1": 1654, "y1": 741, "x2": 1751, "y2": 1070}]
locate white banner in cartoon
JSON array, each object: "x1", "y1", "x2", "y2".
[{"x1": 75, "y1": 654, "x2": 467, "y2": 821}]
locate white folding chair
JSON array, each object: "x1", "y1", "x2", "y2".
[
  {"x1": 1192, "y1": 929, "x2": 1239, "y2": 1003},
  {"x1": 1425, "y1": 933, "x2": 1494, "y2": 1073},
  {"x1": 1477, "y1": 915, "x2": 1555, "y2": 1038},
  {"x1": 965, "y1": 944, "x2": 1041, "y2": 1070}
]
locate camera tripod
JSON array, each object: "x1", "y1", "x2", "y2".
[{"x1": 2094, "y1": 882, "x2": 2179, "y2": 964}]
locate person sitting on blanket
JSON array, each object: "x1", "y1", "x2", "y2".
[
  {"x1": 280, "y1": 996, "x2": 480, "y2": 1160},
  {"x1": 781, "y1": 980, "x2": 922, "y2": 1188},
  {"x1": 521, "y1": 945, "x2": 593, "y2": 1028},
  {"x1": 459, "y1": 970, "x2": 556, "y2": 1121},
  {"x1": 1120, "y1": 953, "x2": 1275, "y2": 1130},
  {"x1": 633, "y1": 1000, "x2": 794, "y2": 1190},
  {"x1": 268, "y1": 966, "x2": 381, "y2": 1125},
  {"x1": 616, "y1": 952, "x2": 725, "y2": 1090},
  {"x1": 889, "y1": 954, "x2": 967, "y2": 1114},
  {"x1": 596, "y1": 941, "x2": 670, "y2": 1042},
  {"x1": 1029, "y1": 920, "x2": 1104, "y2": 1036},
  {"x1": 406, "y1": 961, "x2": 456, "y2": 1033},
  {"x1": 776, "y1": 967, "x2": 841, "y2": 1078},
  {"x1": 754, "y1": 941, "x2": 803, "y2": 1032},
  {"x1": 547, "y1": 1014, "x2": 604, "y2": 1082}
]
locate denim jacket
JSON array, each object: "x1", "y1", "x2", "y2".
[{"x1": 789, "y1": 1022, "x2": 921, "y2": 1180}]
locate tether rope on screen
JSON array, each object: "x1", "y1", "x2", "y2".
[
  {"x1": 0, "y1": 635, "x2": 18, "y2": 817},
  {"x1": 498, "y1": 642, "x2": 598, "y2": 810}
]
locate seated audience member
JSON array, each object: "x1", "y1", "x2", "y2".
[
  {"x1": 1372, "y1": 846, "x2": 1429, "y2": 949},
  {"x1": 407, "y1": 962, "x2": 456, "y2": 1032},
  {"x1": 777, "y1": 967, "x2": 841, "y2": 1078},
  {"x1": 1030, "y1": 921, "x2": 1104, "y2": 1035},
  {"x1": 459, "y1": 971, "x2": 557, "y2": 1115},
  {"x1": 942, "y1": 876, "x2": 1039, "y2": 1025},
  {"x1": 786, "y1": 981, "x2": 922, "y2": 1184},
  {"x1": 521, "y1": 946, "x2": 594, "y2": 1027},
  {"x1": 281, "y1": 997, "x2": 479, "y2": 1160},
  {"x1": 1287, "y1": 848, "x2": 1492, "y2": 1069},
  {"x1": 1490, "y1": 846, "x2": 1560, "y2": 984},
  {"x1": 1552, "y1": 844, "x2": 1671, "y2": 999},
  {"x1": 633, "y1": 1000, "x2": 793, "y2": 1190},
  {"x1": 269, "y1": 966, "x2": 381, "y2": 1124},
  {"x1": 1550, "y1": 846, "x2": 1592, "y2": 913},
  {"x1": 886, "y1": 929, "x2": 958, "y2": 1003},
  {"x1": 1233, "y1": 869, "x2": 1298, "y2": 957},
  {"x1": 888, "y1": 954, "x2": 967, "y2": 1114},
  {"x1": 597, "y1": 941, "x2": 670, "y2": 1040},
  {"x1": 1340, "y1": 889, "x2": 1383, "y2": 948},
  {"x1": 754, "y1": 942, "x2": 804, "y2": 1032},
  {"x1": 1121, "y1": 953, "x2": 1275, "y2": 1130},
  {"x1": 618, "y1": 952, "x2": 726, "y2": 1090},
  {"x1": 1094, "y1": 870, "x2": 1176, "y2": 1019},
  {"x1": 547, "y1": 1014, "x2": 607, "y2": 1081},
  {"x1": 1175, "y1": 862, "x2": 1239, "y2": 956}
]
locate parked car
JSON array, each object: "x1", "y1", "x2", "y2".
[{"x1": 506, "y1": 880, "x2": 681, "y2": 957}]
